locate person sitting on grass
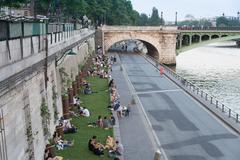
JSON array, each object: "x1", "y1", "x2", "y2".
[
  {"x1": 53, "y1": 131, "x2": 74, "y2": 150},
  {"x1": 56, "y1": 139, "x2": 74, "y2": 150},
  {"x1": 103, "y1": 116, "x2": 111, "y2": 129},
  {"x1": 109, "y1": 113, "x2": 116, "y2": 126},
  {"x1": 105, "y1": 136, "x2": 115, "y2": 150},
  {"x1": 53, "y1": 132, "x2": 62, "y2": 144},
  {"x1": 109, "y1": 140, "x2": 124, "y2": 157},
  {"x1": 84, "y1": 85, "x2": 92, "y2": 95},
  {"x1": 62, "y1": 119, "x2": 77, "y2": 134},
  {"x1": 97, "y1": 115, "x2": 103, "y2": 128},
  {"x1": 88, "y1": 136, "x2": 104, "y2": 156},
  {"x1": 80, "y1": 107, "x2": 90, "y2": 117}
]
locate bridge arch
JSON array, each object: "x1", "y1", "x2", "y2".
[
  {"x1": 192, "y1": 34, "x2": 201, "y2": 43},
  {"x1": 221, "y1": 35, "x2": 228, "y2": 37},
  {"x1": 211, "y1": 35, "x2": 220, "y2": 39},
  {"x1": 182, "y1": 34, "x2": 191, "y2": 46},
  {"x1": 201, "y1": 35, "x2": 210, "y2": 41},
  {"x1": 104, "y1": 34, "x2": 161, "y2": 60}
]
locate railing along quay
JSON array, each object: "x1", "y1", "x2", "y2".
[{"x1": 144, "y1": 54, "x2": 240, "y2": 133}]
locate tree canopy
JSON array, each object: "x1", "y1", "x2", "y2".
[
  {"x1": 149, "y1": 7, "x2": 161, "y2": 26},
  {"x1": 0, "y1": 0, "x2": 27, "y2": 8},
  {"x1": 1, "y1": 0, "x2": 166, "y2": 26}
]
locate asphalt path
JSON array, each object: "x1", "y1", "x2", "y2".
[{"x1": 112, "y1": 53, "x2": 240, "y2": 160}]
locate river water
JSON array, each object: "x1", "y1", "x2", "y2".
[{"x1": 175, "y1": 41, "x2": 240, "y2": 113}]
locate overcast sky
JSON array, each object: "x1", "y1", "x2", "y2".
[{"x1": 131, "y1": 0, "x2": 240, "y2": 21}]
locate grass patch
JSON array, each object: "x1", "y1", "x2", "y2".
[{"x1": 55, "y1": 77, "x2": 113, "y2": 160}]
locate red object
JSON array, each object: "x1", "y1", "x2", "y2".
[{"x1": 160, "y1": 66, "x2": 164, "y2": 75}]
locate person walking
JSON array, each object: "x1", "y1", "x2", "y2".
[{"x1": 160, "y1": 66, "x2": 164, "y2": 76}]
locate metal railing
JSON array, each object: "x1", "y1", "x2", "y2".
[{"x1": 145, "y1": 55, "x2": 240, "y2": 127}]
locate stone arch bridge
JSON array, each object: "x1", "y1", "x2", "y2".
[{"x1": 96, "y1": 25, "x2": 240, "y2": 65}]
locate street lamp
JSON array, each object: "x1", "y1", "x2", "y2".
[
  {"x1": 175, "y1": 12, "x2": 178, "y2": 26},
  {"x1": 160, "y1": 11, "x2": 163, "y2": 25},
  {"x1": 237, "y1": 11, "x2": 240, "y2": 20}
]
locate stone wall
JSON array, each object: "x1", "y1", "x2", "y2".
[
  {"x1": 0, "y1": 34, "x2": 95, "y2": 160},
  {"x1": 0, "y1": 28, "x2": 95, "y2": 82},
  {"x1": 0, "y1": 62, "x2": 57, "y2": 160}
]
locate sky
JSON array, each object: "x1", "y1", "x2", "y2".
[{"x1": 130, "y1": 0, "x2": 240, "y2": 21}]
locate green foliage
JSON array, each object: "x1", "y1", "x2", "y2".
[
  {"x1": 2, "y1": 0, "x2": 164, "y2": 26},
  {"x1": 216, "y1": 16, "x2": 229, "y2": 27},
  {"x1": 41, "y1": 102, "x2": 50, "y2": 119},
  {"x1": 0, "y1": 0, "x2": 27, "y2": 8},
  {"x1": 41, "y1": 99, "x2": 51, "y2": 136},
  {"x1": 52, "y1": 85, "x2": 58, "y2": 123},
  {"x1": 216, "y1": 16, "x2": 240, "y2": 27},
  {"x1": 139, "y1": 13, "x2": 149, "y2": 26},
  {"x1": 149, "y1": 7, "x2": 162, "y2": 26},
  {"x1": 178, "y1": 18, "x2": 212, "y2": 28},
  {"x1": 59, "y1": 67, "x2": 70, "y2": 96}
]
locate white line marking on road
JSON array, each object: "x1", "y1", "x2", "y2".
[{"x1": 135, "y1": 89, "x2": 182, "y2": 95}]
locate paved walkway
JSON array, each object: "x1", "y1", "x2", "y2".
[
  {"x1": 111, "y1": 53, "x2": 157, "y2": 160},
  {"x1": 111, "y1": 53, "x2": 240, "y2": 160}
]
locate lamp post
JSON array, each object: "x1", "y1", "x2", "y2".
[
  {"x1": 160, "y1": 11, "x2": 163, "y2": 25},
  {"x1": 237, "y1": 11, "x2": 240, "y2": 20},
  {"x1": 175, "y1": 12, "x2": 178, "y2": 26}
]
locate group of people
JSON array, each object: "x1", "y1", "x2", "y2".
[
  {"x1": 109, "y1": 78, "x2": 130, "y2": 118},
  {"x1": 87, "y1": 53, "x2": 111, "y2": 79},
  {"x1": 46, "y1": 50, "x2": 125, "y2": 159},
  {"x1": 88, "y1": 135, "x2": 124, "y2": 158},
  {"x1": 96, "y1": 113, "x2": 115, "y2": 129}
]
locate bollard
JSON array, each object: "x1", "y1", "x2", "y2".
[
  {"x1": 154, "y1": 149, "x2": 161, "y2": 160},
  {"x1": 131, "y1": 95, "x2": 136, "y2": 105}
]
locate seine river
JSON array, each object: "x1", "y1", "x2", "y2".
[{"x1": 175, "y1": 41, "x2": 240, "y2": 113}]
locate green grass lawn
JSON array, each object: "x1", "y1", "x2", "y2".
[{"x1": 55, "y1": 77, "x2": 113, "y2": 160}]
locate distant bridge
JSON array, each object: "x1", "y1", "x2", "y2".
[{"x1": 177, "y1": 29, "x2": 240, "y2": 54}]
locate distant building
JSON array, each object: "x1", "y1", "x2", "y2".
[{"x1": 0, "y1": 3, "x2": 31, "y2": 16}]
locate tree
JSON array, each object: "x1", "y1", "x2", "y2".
[
  {"x1": 0, "y1": 0, "x2": 28, "y2": 8},
  {"x1": 1, "y1": 0, "x2": 161, "y2": 26},
  {"x1": 216, "y1": 16, "x2": 229, "y2": 27},
  {"x1": 139, "y1": 13, "x2": 149, "y2": 26},
  {"x1": 149, "y1": 7, "x2": 161, "y2": 26},
  {"x1": 185, "y1": 14, "x2": 195, "y2": 21}
]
